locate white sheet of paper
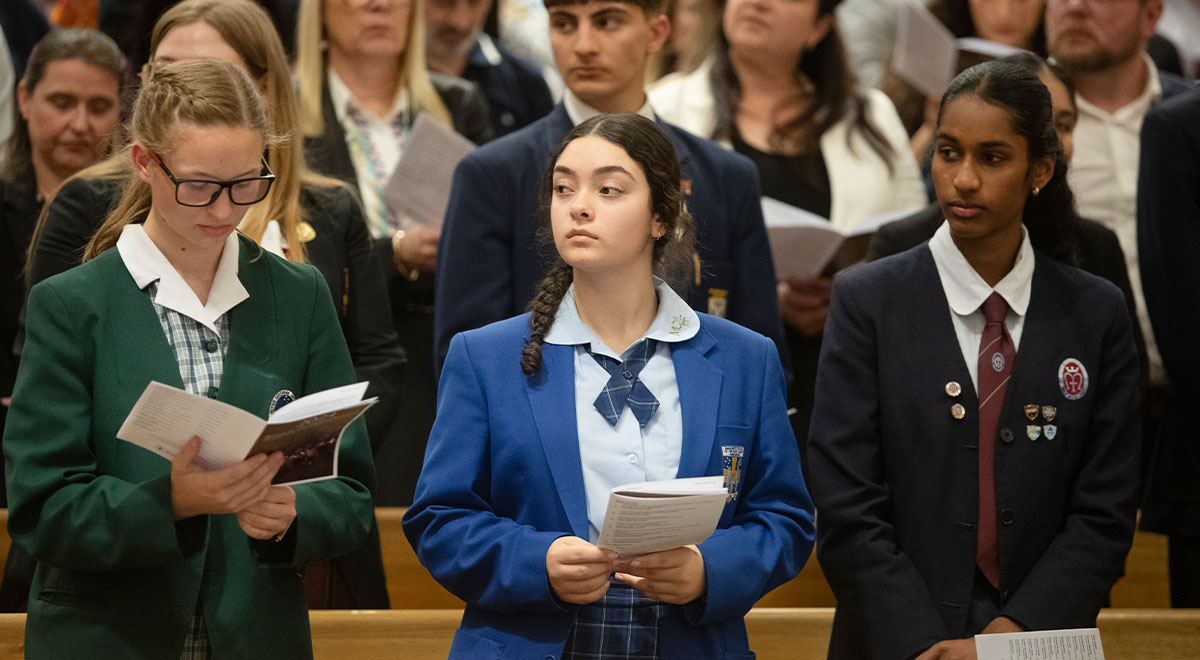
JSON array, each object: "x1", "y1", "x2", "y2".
[
  {"x1": 975, "y1": 628, "x2": 1105, "y2": 660},
  {"x1": 597, "y1": 476, "x2": 728, "y2": 557},
  {"x1": 762, "y1": 197, "x2": 843, "y2": 280},
  {"x1": 956, "y1": 37, "x2": 1027, "y2": 60},
  {"x1": 381, "y1": 113, "x2": 476, "y2": 228},
  {"x1": 115, "y1": 381, "x2": 264, "y2": 469},
  {"x1": 892, "y1": 2, "x2": 957, "y2": 98},
  {"x1": 268, "y1": 382, "x2": 370, "y2": 423}
]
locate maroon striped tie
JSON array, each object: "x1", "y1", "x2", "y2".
[{"x1": 976, "y1": 292, "x2": 1013, "y2": 588}]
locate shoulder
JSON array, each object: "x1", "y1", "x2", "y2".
[
  {"x1": 664, "y1": 122, "x2": 756, "y2": 178},
  {"x1": 54, "y1": 174, "x2": 121, "y2": 206},
  {"x1": 648, "y1": 59, "x2": 716, "y2": 137},
  {"x1": 497, "y1": 47, "x2": 550, "y2": 83},
  {"x1": 1147, "y1": 85, "x2": 1200, "y2": 129},
  {"x1": 1157, "y1": 69, "x2": 1194, "y2": 102},
  {"x1": 695, "y1": 312, "x2": 771, "y2": 350},
  {"x1": 238, "y1": 234, "x2": 323, "y2": 292},
  {"x1": 838, "y1": 244, "x2": 931, "y2": 297},
  {"x1": 457, "y1": 314, "x2": 530, "y2": 347},
  {"x1": 1034, "y1": 250, "x2": 1124, "y2": 303},
  {"x1": 461, "y1": 110, "x2": 563, "y2": 168},
  {"x1": 30, "y1": 244, "x2": 126, "y2": 302},
  {"x1": 431, "y1": 71, "x2": 485, "y2": 108},
  {"x1": 299, "y1": 181, "x2": 359, "y2": 217}
]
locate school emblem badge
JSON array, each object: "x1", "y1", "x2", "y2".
[
  {"x1": 1024, "y1": 404, "x2": 1039, "y2": 420},
  {"x1": 1044, "y1": 424, "x2": 1057, "y2": 440},
  {"x1": 991, "y1": 351, "x2": 1005, "y2": 372},
  {"x1": 1058, "y1": 358, "x2": 1088, "y2": 400}
]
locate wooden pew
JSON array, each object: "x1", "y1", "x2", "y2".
[{"x1": 0, "y1": 608, "x2": 1195, "y2": 658}]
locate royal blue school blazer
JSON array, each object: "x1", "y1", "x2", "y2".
[{"x1": 403, "y1": 313, "x2": 815, "y2": 660}]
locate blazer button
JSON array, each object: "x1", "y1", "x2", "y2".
[
  {"x1": 999, "y1": 508, "x2": 1015, "y2": 526},
  {"x1": 206, "y1": 387, "x2": 219, "y2": 399},
  {"x1": 1000, "y1": 427, "x2": 1014, "y2": 443},
  {"x1": 203, "y1": 339, "x2": 219, "y2": 353}
]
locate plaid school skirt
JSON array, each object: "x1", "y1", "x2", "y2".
[{"x1": 561, "y1": 580, "x2": 667, "y2": 660}]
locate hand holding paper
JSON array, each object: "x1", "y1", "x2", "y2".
[
  {"x1": 615, "y1": 544, "x2": 707, "y2": 604},
  {"x1": 170, "y1": 436, "x2": 282, "y2": 520}
]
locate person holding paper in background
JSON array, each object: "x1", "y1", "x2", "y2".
[
  {"x1": 808, "y1": 59, "x2": 1140, "y2": 659},
  {"x1": 649, "y1": 0, "x2": 925, "y2": 456},
  {"x1": 4, "y1": 59, "x2": 375, "y2": 659},
  {"x1": 296, "y1": 0, "x2": 493, "y2": 504},
  {"x1": 404, "y1": 113, "x2": 814, "y2": 659}
]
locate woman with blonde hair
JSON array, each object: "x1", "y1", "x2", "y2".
[
  {"x1": 5, "y1": 57, "x2": 375, "y2": 660},
  {"x1": 23, "y1": 0, "x2": 398, "y2": 609},
  {"x1": 296, "y1": 0, "x2": 491, "y2": 504}
]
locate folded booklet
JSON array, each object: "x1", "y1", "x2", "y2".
[
  {"x1": 975, "y1": 627, "x2": 1104, "y2": 660},
  {"x1": 597, "y1": 476, "x2": 730, "y2": 558},
  {"x1": 762, "y1": 197, "x2": 913, "y2": 280},
  {"x1": 116, "y1": 381, "x2": 376, "y2": 486}
]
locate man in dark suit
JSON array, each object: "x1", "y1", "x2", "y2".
[
  {"x1": 434, "y1": 0, "x2": 785, "y2": 370},
  {"x1": 1138, "y1": 87, "x2": 1200, "y2": 607},
  {"x1": 425, "y1": 0, "x2": 557, "y2": 137}
]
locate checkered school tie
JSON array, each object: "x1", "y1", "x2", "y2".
[
  {"x1": 587, "y1": 339, "x2": 659, "y2": 428},
  {"x1": 976, "y1": 292, "x2": 1013, "y2": 589}
]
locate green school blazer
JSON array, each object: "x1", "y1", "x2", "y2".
[{"x1": 3, "y1": 235, "x2": 376, "y2": 659}]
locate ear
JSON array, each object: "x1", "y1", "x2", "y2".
[
  {"x1": 1141, "y1": 0, "x2": 1163, "y2": 39},
  {"x1": 651, "y1": 214, "x2": 666, "y2": 240},
  {"x1": 647, "y1": 13, "x2": 671, "y2": 56},
  {"x1": 131, "y1": 143, "x2": 156, "y2": 184},
  {"x1": 1031, "y1": 154, "x2": 1054, "y2": 194},
  {"x1": 16, "y1": 81, "x2": 29, "y2": 119},
  {"x1": 808, "y1": 14, "x2": 834, "y2": 50}
]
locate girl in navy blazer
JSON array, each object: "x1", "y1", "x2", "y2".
[
  {"x1": 808, "y1": 60, "x2": 1141, "y2": 660},
  {"x1": 403, "y1": 113, "x2": 814, "y2": 660}
]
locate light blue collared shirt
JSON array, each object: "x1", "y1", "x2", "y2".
[{"x1": 544, "y1": 278, "x2": 700, "y2": 543}]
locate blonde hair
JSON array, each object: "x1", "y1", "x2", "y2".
[
  {"x1": 84, "y1": 59, "x2": 278, "y2": 259},
  {"x1": 295, "y1": 0, "x2": 451, "y2": 137}
]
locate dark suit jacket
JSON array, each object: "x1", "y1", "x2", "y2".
[
  {"x1": 808, "y1": 246, "x2": 1140, "y2": 660},
  {"x1": 434, "y1": 104, "x2": 787, "y2": 372},
  {"x1": 866, "y1": 204, "x2": 1149, "y2": 394},
  {"x1": 404, "y1": 313, "x2": 813, "y2": 659},
  {"x1": 462, "y1": 38, "x2": 554, "y2": 137},
  {"x1": 302, "y1": 73, "x2": 493, "y2": 506},
  {"x1": 1138, "y1": 87, "x2": 1200, "y2": 535},
  {"x1": 5, "y1": 235, "x2": 374, "y2": 659},
  {"x1": 0, "y1": 175, "x2": 39, "y2": 398}
]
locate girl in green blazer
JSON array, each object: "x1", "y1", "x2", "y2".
[{"x1": 3, "y1": 59, "x2": 375, "y2": 660}]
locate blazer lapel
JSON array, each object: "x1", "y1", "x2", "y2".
[
  {"x1": 216, "y1": 239, "x2": 277, "y2": 409},
  {"x1": 526, "y1": 342, "x2": 589, "y2": 538},
  {"x1": 672, "y1": 326, "x2": 721, "y2": 478},
  {"x1": 112, "y1": 272, "x2": 184, "y2": 391}
]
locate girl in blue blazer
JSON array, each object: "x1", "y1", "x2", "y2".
[
  {"x1": 403, "y1": 113, "x2": 815, "y2": 659},
  {"x1": 808, "y1": 59, "x2": 1141, "y2": 660},
  {"x1": 4, "y1": 59, "x2": 375, "y2": 659}
]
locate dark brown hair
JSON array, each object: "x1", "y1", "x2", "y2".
[
  {"x1": 544, "y1": 0, "x2": 667, "y2": 16},
  {"x1": 709, "y1": 0, "x2": 894, "y2": 170},
  {"x1": 929, "y1": 0, "x2": 1047, "y2": 57},
  {"x1": 1, "y1": 28, "x2": 125, "y2": 184},
  {"x1": 521, "y1": 113, "x2": 696, "y2": 376}
]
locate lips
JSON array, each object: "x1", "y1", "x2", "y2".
[
  {"x1": 946, "y1": 200, "x2": 985, "y2": 219},
  {"x1": 566, "y1": 229, "x2": 598, "y2": 239},
  {"x1": 197, "y1": 224, "x2": 235, "y2": 238}
]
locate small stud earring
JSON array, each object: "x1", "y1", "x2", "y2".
[{"x1": 1032, "y1": 186, "x2": 1041, "y2": 196}]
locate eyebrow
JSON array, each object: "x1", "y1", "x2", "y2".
[
  {"x1": 934, "y1": 133, "x2": 1016, "y2": 150},
  {"x1": 553, "y1": 165, "x2": 634, "y2": 177},
  {"x1": 185, "y1": 166, "x2": 262, "y2": 180}
]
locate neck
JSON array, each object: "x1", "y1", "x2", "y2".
[
  {"x1": 30, "y1": 154, "x2": 66, "y2": 199},
  {"x1": 730, "y1": 45, "x2": 803, "y2": 100},
  {"x1": 142, "y1": 211, "x2": 224, "y2": 305},
  {"x1": 951, "y1": 224, "x2": 1023, "y2": 288},
  {"x1": 572, "y1": 268, "x2": 659, "y2": 355},
  {"x1": 328, "y1": 48, "x2": 404, "y2": 116},
  {"x1": 426, "y1": 48, "x2": 469, "y2": 77},
  {"x1": 578, "y1": 85, "x2": 648, "y2": 114},
  {"x1": 1073, "y1": 53, "x2": 1151, "y2": 114}
]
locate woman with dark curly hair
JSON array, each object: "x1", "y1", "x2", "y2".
[{"x1": 404, "y1": 113, "x2": 814, "y2": 660}]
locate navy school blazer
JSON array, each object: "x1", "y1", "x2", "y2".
[
  {"x1": 807, "y1": 245, "x2": 1140, "y2": 660},
  {"x1": 403, "y1": 313, "x2": 814, "y2": 659},
  {"x1": 433, "y1": 104, "x2": 787, "y2": 374}
]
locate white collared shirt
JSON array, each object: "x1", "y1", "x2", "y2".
[
  {"x1": 544, "y1": 278, "x2": 700, "y2": 543},
  {"x1": 562, "y1": 89, "x2": 656, "y2": 127},
  {"x1": 928, "y1": 221, "x2": 1033, "y2": 391},
  {"x1": 116, "y1": 224, "x2": 248, "y2": 333},
  {"x1": 1069, "y1": 53, "x2": 1163, "y2": 383},
  {"x1": 328, "y1": 68, "x2": 410, "y2": 239}
]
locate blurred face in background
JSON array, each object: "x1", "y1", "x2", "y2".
[
  {"x1": 722, "y1": 0, "x2": 831, "y2": 64},
  {"x1": 324, "y1": 0, "x2": 413, "y2": 62},
  {"x1": 1038, "y1": 67, "x2": 1076, "y2": 162},
  {"x1": 426, "y1": 0, "x2": 491, "y2": 63},
  {"x1": 18, "y1": 58, "x2": 121, "y2": 182},
  {"x1": 968, "y1": 0, "x2": 1045, "y2": 50},
  {"x1": 1045, "y1": 0, "x2": 1161, "y2": 73}
]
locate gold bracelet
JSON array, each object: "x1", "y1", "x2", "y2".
[{"x1": 391, "y1": 230, "x2": 420, "y2": 281}]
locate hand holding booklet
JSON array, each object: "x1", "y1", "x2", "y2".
[
  {"x1": 116, "y1": 381, "x2": 376, "y2": 486},
  {"x1": 597, "y1": 476, "x2": 729, "y2": 557}
]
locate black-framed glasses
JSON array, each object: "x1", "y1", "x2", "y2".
[{"x1": 153, "y1": 153, "x2": 276, "y2": 207}]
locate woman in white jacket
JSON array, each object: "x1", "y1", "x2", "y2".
[{"x1": 650, "y1": 0, "x2": 925, "y2": 453}]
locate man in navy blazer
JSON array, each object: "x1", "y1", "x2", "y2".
[
  {"x1": 434, "y1": 0, "x2": 785, "y2": 370},
  {"x1": 1137, "y1": 87, "x2": 1200, "y2": 607}
]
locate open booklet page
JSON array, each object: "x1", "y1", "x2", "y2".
[
  {"x1": 597, "y1": 476, "x2": 729, "y2": 557},
  {"x1": 762, "y1": 197, "x2": 912, "y2": 279},
  {"x1": 381, "y1": 112, "x2": 477, "y2": 228},
  {"x1": 975, "y1": 628, "x2": 1104, "y2": 660},
  {"x1": 116, "y1": 381, "x2": 375, "y2": 486}
]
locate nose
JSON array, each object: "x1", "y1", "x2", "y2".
[
  {"x1": 66, "y1": 105, "x2": 90, "y2": 133},
  {"x1": 574, "y1": 23, "x2": 599, "y2": 56},
  {"x1": 952, "y1": 158, "x2": 981, "y2": 193},
  {"x1": 447, "y1": 3, "x2": 474, "y2": 31},
  {"x1": 570, "y1": 192, "x2": 593, "y2": 221},
  {"x1": 208, "y1": 187, "x2": 236, "y2": 219}
]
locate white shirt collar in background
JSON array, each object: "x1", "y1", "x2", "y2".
[{"x1": 563, "y1": 89, "x2": 655, "y2": 127}]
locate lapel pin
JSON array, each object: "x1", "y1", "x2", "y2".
[
  {"x1": 269, "y1": 389, "x2": 296, "y2": 416},
  {"x1": 951, "y1": 403, "x2": 966, "y2": 420},
  {"x1": 1042, "y1": 405, "x2": 1056, "y2": 422},
  {"x1": 1024, "y1": 404, "x2": 1039, "y2": 420},
  {"x1": 946, "y1": 381, "x2": 962, "y2": 397},
  {"x1": 1027, "y1": 425, "x2": 1042, "y2": 441},
  {"x1": 1044, "y1": 424, "x2": 1057, "y2": 440},
  {"x1": 722, "y1": 446, "x2": 744, "y2": 502}
]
